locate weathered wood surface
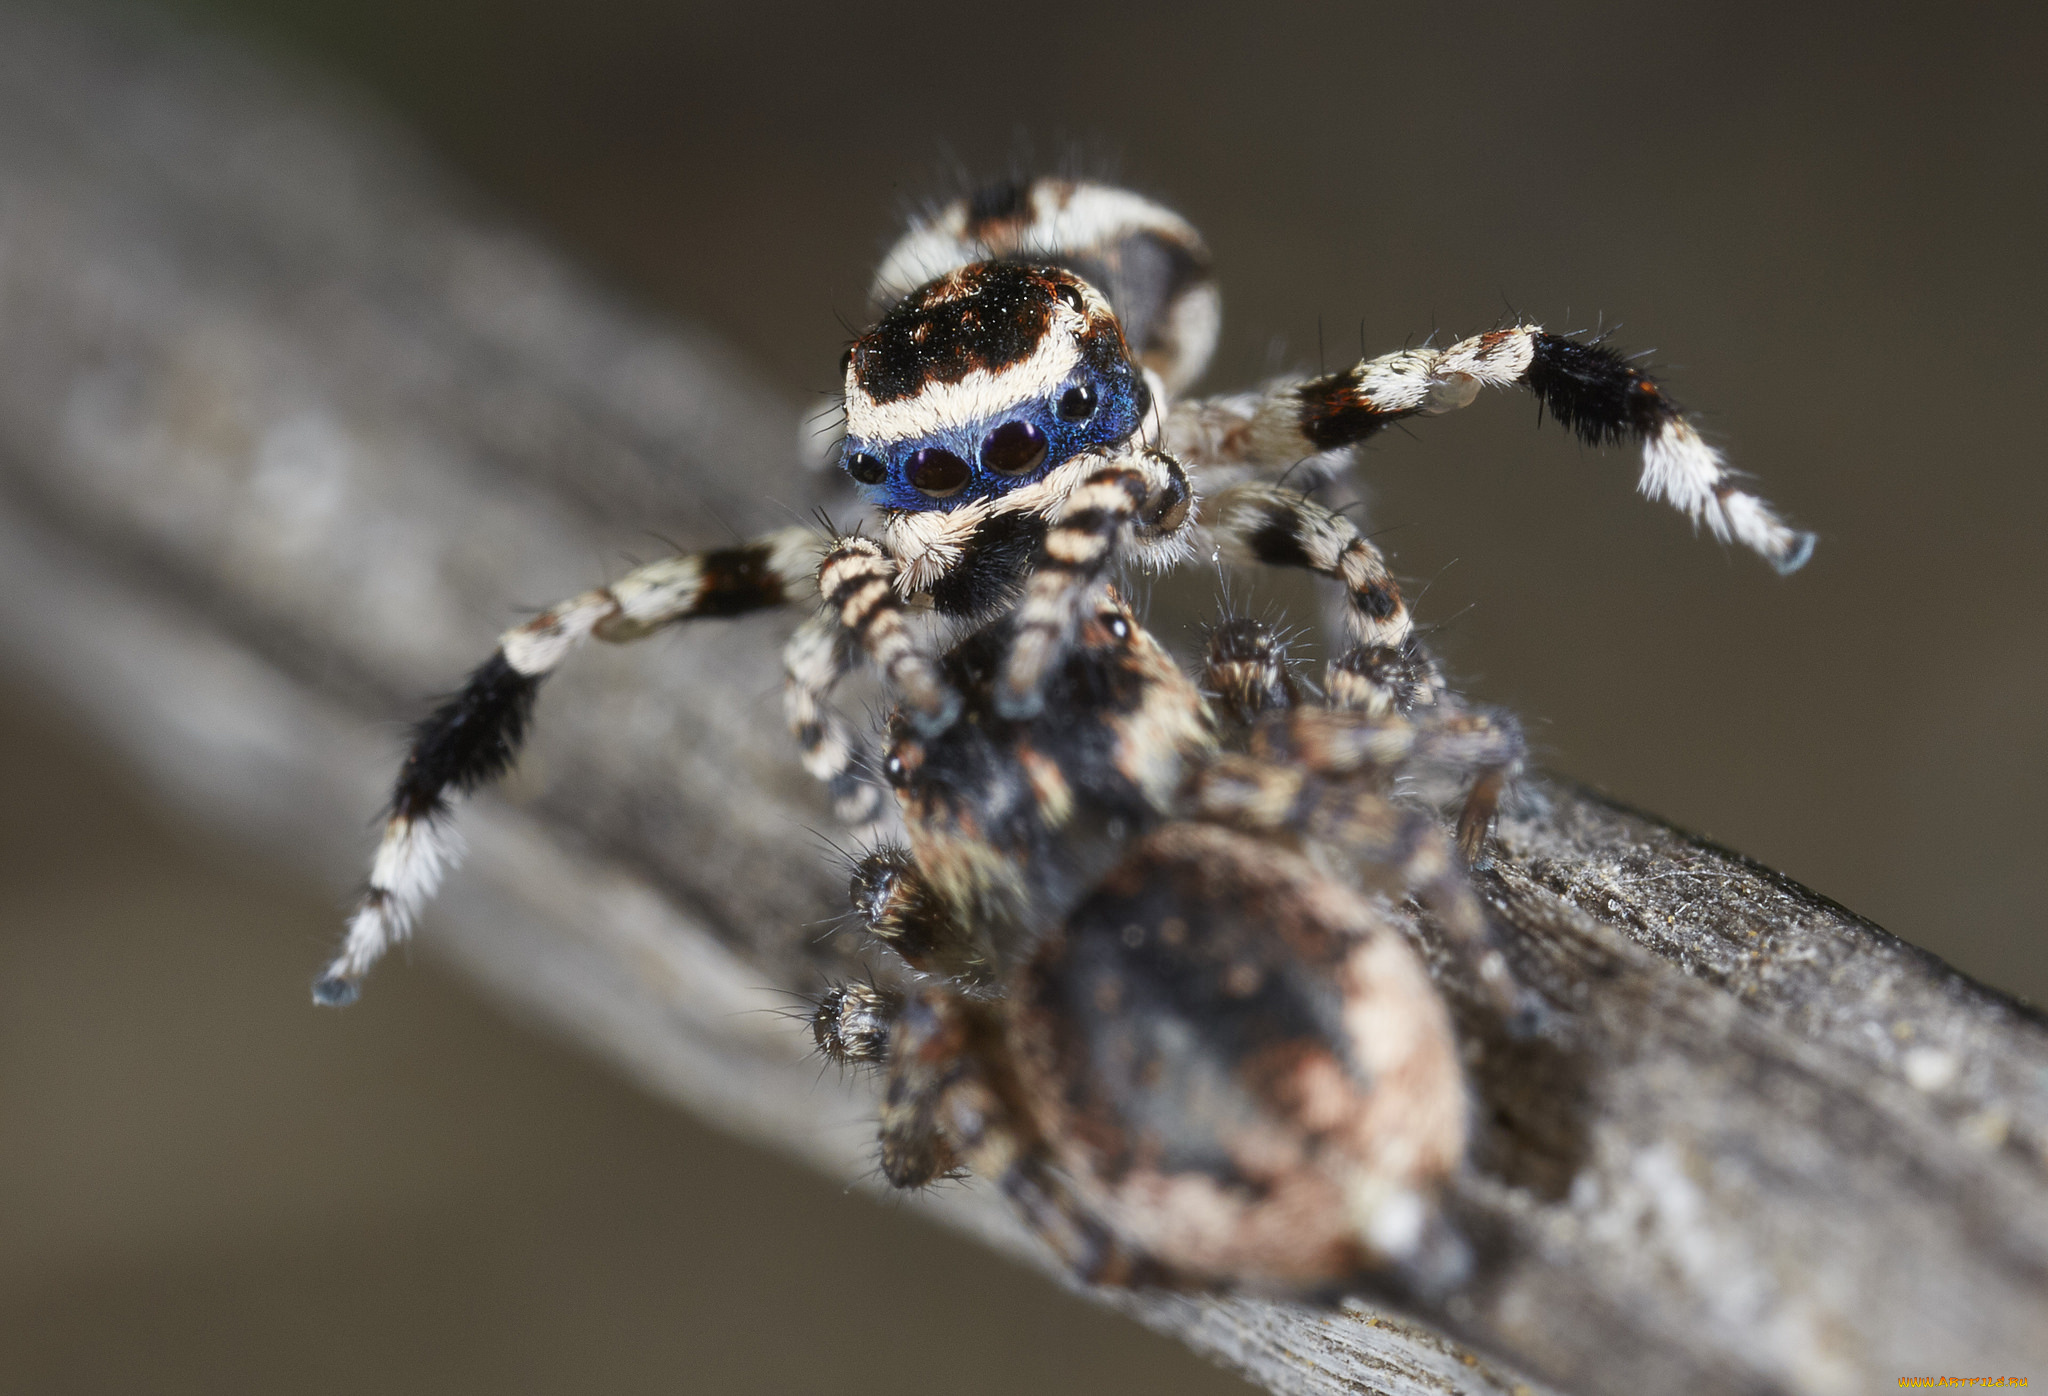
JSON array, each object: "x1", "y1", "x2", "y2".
[{"x1": 0, "y1": 5, "x2": 2042, "y2": 1393}]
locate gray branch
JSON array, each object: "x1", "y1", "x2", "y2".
[{"x1": 0, "y1": 5, "x2": 2040, "y2": 1393}]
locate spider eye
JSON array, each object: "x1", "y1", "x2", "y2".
[
  {"x1": 839, "y1": 346, "x2": 855, "y2": 376},
  {"x1": 883, "y1": 751, "x2": 910, "y2": 788},
  {"x1": 1106, "y1": 614, "x2": 1131, "y2": 641},
  {"x1": 1057, "y1": 382, "x2": 1098, "y2": 422},
  {"x1": 1053, "y1": 283, "x2": 1085, "y2": 313},
  {"x1": 980, "y1": 421, "x2": 1048, "y2": 477},
  {"x1": 846, "y1": 452, "x2": 887, "y2": 485},
  {"x1": 906, "y1": 448, "x2": 971, "y2": 497}
]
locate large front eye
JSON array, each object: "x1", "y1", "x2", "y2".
[
  {"x1": 980, "y1": 421, "x2": 1048, "y2": 477},
  {"x1": 906, "y1": 447, "x2": 971, "y2": 498},
  {"x1": 1057, "y1": 382, "x2": 1098, "y2": 422}
]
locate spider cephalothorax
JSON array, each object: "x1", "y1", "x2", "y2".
[{"x1": 320, "y1": 176, "x2": 1810, "y2": 1291}]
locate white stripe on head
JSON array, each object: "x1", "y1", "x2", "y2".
[{"x1": 844, "y1": 327, "x2": 1085, "y2": 446}]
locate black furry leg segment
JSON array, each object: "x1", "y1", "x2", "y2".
[
  {"x1": 810, "y1": 978, "x2": 902, "y2": 1068},
  {"x1": 1518, "y1": 332, "x2": 1811, "y2": 573}
]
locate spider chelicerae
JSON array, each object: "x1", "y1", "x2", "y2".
[{"x1": 317, "y1": 178, "x2": 1811, "y2": 1291}]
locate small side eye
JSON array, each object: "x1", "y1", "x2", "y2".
[
  {"x1": 883, "y1": 751, "x2": 910, "y2": 788},
  {"x1": 1105, "y1": 614, "x2": 1131, "y2": 641},
  {"x1": 907, "y1": 447, "x2": 971, "y2": 498},
  {"x1": 1057, "y1": 382, "x2": 1098, "y2": 422},
  {"x1": 980, "y1": 421, "x2": 1048, "y2": 477},
  {"x1": 1053, "y1": 283, "x2": 1085, "y2": 313},
  {"x1": 839, "y1": 346, "x2": 856, "y2": 376},
  {"x1": 846, "y1": 452, "x2": 887, "y2": 485}
]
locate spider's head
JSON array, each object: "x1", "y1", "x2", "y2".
[{"x1": 839, "y1": 262, "x2": 1151, "y2": 512}]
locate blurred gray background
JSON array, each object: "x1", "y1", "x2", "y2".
[{"x1": 2, "y1": 0, "x2": 2043, "y2": 1390}]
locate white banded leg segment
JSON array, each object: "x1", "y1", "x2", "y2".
[
  {"x1": 1636, "y1": 417, "x2": 1815, "y2": 573},
  {"x1": 818, "y1": 537, "x2": 959, "y2": 736},
  {"x1": 1161, "y1": 327, "x2": 1535, "y2": 470},
  {"x1": 782, "y1": 614, "x2": 884, "y2": 826},
  {"x1": 996, "y1": 455, "x2": 1153, "y2": 719},
  {"x1": 1213, "y1": 485, "x2": 1411, "y2": 649},
  {"x1": 595, "y1": 526, "x2": 822, "y2": 641}
]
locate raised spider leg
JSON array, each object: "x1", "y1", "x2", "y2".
[
  {"x1": 321, "y1": 527, "x2": 824, "y2": 1006},
  {"x1": 1164, "y1": 324, "x2": 1815, "y2": 573}
]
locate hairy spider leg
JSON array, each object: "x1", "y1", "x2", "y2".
[
  {"x1": 779, "y1": 613, "x2": 886, "y2": 827},
  {"x1": 815, "y1": 535, "x2": 958, "y2": 735},
  {"x1": 842, "y1": 842, "x2": 994, "y2": 988},
  {"x1": 321, "y1": 526, "x2": 828, "y2": 1005},
  {"x1": 1211, "y1": 484, "x2": 1410, "y2": 636},
  {"x1": 1323, "y1": 639, "x2": 1452, "y2": 719},
  {"x1": 1202, "y1": 615, "x2": 1304, "y2": 726},
  {"x1": 994, "y1": 449, "x2": 1193, "y2": 718},
  {"x1": 1163, "y1": 326, "x2": 1815, "y2": 573},
  {"x1": 1198, "y1": 611, "x2": 1515, "y2": 857}
]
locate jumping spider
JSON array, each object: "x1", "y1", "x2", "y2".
[{"x1": 318, "y1": 179, "x2": 1811, "y2": 1290}]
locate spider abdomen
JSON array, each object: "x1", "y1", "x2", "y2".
[{"x1": 1011, "y1": 821, "x2": 1465, "y2": 1287}]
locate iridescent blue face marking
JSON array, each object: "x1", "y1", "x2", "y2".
[{"x1": 841, "y1": 359, "x2": 1147, "y2": 512}]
